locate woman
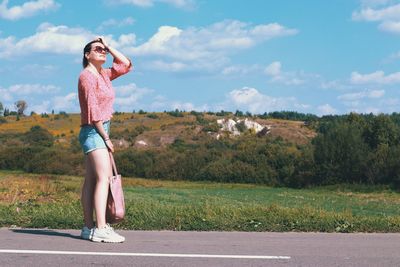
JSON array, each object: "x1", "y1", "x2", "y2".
[{"x1": 78, "y1": 37, "x2": 132, "y2": 243}]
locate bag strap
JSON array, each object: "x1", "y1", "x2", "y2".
[{"x1": 109, "y1": 152, "x2": 118, "y2": 176}]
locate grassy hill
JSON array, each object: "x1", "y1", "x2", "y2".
[
  {"x1": 0, "y1": 112, "x2": 316, "y2": 149},
  {"x1": 4, "y1": 111, "x2": 400, "y2": 188}
]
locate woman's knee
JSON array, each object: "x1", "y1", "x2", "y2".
[{"x1": 87, "y1": 148, "x2": 112, "y2": 180}]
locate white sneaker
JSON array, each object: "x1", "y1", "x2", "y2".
[
  {"x1": 80, "y1": 226, "x2": 93, "y2": 240},
  {"x1": 91, "y1": 224, "x2": 125, "y2": 243}
]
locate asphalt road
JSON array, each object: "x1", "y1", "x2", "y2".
[{"x1": 1, "y1": 228, "x2": 400, "y2": 266}]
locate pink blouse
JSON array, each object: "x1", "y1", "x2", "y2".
[{"x1": 78, "y1": 58, "x2": 132, "y2": 125}]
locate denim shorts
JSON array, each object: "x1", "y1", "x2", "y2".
[{"x1": 79, "y1": 121, "x2": 110, "y2": 154}]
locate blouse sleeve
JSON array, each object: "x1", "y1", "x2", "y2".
[
  {"x1": 105, "y1": 57, "x2": 133, "y2": 81},
  {"x1": 79, "y1": 73, "x2": 102, "y2": 123}
]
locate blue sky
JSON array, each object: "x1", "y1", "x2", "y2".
[{"x1": 1, "y1": 0, "x2": 400, "y2": 116}]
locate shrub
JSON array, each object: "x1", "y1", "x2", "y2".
[
  {"x1": 167, "y1": 109, "x2": 184, "y2": 117},
  {"x1": 202, "y1": 122, "x2": 220, "y2": 133},
  {"x1": 146, "y1": 113, "x2": 159, "y2": 119},
  {"x1": 23, "y1": 126, "x2": 54, "y2": 147},
  {"x1": 0, "y1": 146, "x2": 44, "y2": 170},
  {"x1": 236, "y1": 121, "x2": 247, "y2": 133},
  {"x1": 216, "y1": 110, "x2": 232, "y2": 116},
  {"x1": 115, "y1": 150, "x2": 154, "y2": 177},
  {"x1": 145, "y1": 150, "x2": 181, "y2": 180},
  {"x1": 23, "y1": 148, "x2": 82, "y2": 175},
  {"x1": 195, "y1": 159, "x2": 268, "y2": 184}
]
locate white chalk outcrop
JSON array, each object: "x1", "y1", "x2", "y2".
[
  {"x1": 216, "y1": 118, "x2": 270, "y2": 137},
  {"x1": 217, "y1": 118, "x2": 241, "y2": 136}
]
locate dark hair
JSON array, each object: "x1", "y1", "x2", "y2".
[{"x1": 82, "y1": 40, "x2": 102, "y2": 68}]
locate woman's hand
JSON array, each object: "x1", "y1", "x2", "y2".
[
  {"x1": 95, "y1": 36, "x2": 131, "y2": 66},
  {"x1": 105, "y1": 139, "x2": 114, "y2": 153},
  {"x1": 97, "y1": 36, "x2": 109, "y2": 50}
]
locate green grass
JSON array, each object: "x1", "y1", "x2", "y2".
[
  {"x1": 124, "y1": 186, "x2": 400, "y2": 217},
  {"x1": 1, "y1": 170, "x2": 400, "y2": 232}
]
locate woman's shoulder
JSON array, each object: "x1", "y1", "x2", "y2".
[{"x1": 79, "y1": 68, "x2": 98, "y2": 82}]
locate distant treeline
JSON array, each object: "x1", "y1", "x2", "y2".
[{"x1": 2, "y1": 112, "x2": 400, "y2": 188}]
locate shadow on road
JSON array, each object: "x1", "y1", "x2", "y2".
[{"x1": 11, "y1": 229, "x2": 81, "y2": 240}]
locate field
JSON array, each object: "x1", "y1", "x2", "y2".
[{"x1": 1, "y1": 170, "x2": 399, "y2": 232}]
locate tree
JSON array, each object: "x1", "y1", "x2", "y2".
[
  {"x1": 15, "y1": 100, "x2": 27, "y2": 116},
  {"x1": 0, "y1": 102, "x2": 3, "y2": 116},
  {"x1": 364, "y1": 114, "x2": 399, "y2": 149},
  {"x1": 313, "y1": 122, "x2": 369, "y2": 184},
  {"x1": 235, "y1": 110, "x2": 244, "y2": 117}
]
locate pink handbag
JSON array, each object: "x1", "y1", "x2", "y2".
[{"x1": 106, "y1": 152, "x2": 125, "y2": 224}]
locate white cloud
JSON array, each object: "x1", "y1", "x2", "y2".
[
  {"x1": 0, "y1": 19, "x2": 296, "y2": 73},
  {"x1": 265, "y1": 61, "x2": 281, "y2": 76},
  {"x1": 2, "y1": 83, "x2": 60, "y2": 96},
  {"x1": 0, "y1": 0, "x2": 59, "y2": 20},
  {"x1": 97, "y1": 17, "x2": 135, "y2": 32},
  {"x1": 0, "y1": 23, "x2": 91, "y2": 57},
  {"x1": 351, "y1": 71, "x2": 400, "y2": 84},
  {"x1": 352, "y1": 3, "x2": 400, "y2": 21},
  {"x1": 221, "y1": 61, "x2": 317, "y2": 86},
  {"x1": 53, "y1": 93, "x2": 77, "y2": 111},
  {"x1": 320, "y1": 80, "x2": 355, "y2": 90},
  {"x1": 221, "y1": 64, "x2": 261, "y2": 76},
  {"x1": 361, "y1": 0, "x2": 395, "y2": 7},
  {"x1": 343, "y1": 95, "x2": 400, "y2": 114},
  {"x1": 338, "y1": 89, "x2": 385, "y2": 101},
  {"x1": 149, "y1": 97, "x2": 209, "y2": 112},
  {"x1": 108, "y1": 0, "x2": 195, "y2": 9},
  {"x1": 20, "y1": 64, "x2": 58, "y2": 77},
  {"x1": 369, "y1": 89, "x2": 386, "y2": 97},
  {"x1": 125, "y1": 20, "x2": 297, "y2": 72},
  {"x1": 1, "y1": 90, "x2": 79, "y2": 114},
  {"x1": 161, "y1": 0, "x2": 195, "y2": 8},
  {"x1": 126, "y1": 25, "x2": 182, "y2": 56},
  {"x1": 114, "y1": 83, "x2": 153, "y2": 110},
  {"x1": 144, "y1": 60, "x2": 188, "y2": 72},
  {"x1": 222, "y1": 66, "x2": 244, "y2": 76},
  {"x1": 29, "y1": 101, "x2": 51, "y2": 114},
  {"x1": 0, "y1": 88, "x2": 12, "y2": 101},
  {"x1": 0, "y1": 83, "x2": 75, "y2": 114},
  {"x1": 264, "y1": 61, "x2": 314, "y2": 85},
  {"x1": 378, "y1": 20, "x2": 400, "y2": 33},
  {"x1": 352, "y1": 2, "x2": 400, "y2": 34},
  {"x1": 317, "y1": 104, "x2": 337, "y2": 116},
  {"x1": 225, "y1": 86, "x2": 306, "y2": 114},
  {"x1": 21, "y1": 64, "x2": 57, "y2": 72},
  {"x1": 116, "y1": 34, "x2": 137, "y2": 46},
  {"x1": 0, "y1": 23, "x2": 135, "y2": 58}
]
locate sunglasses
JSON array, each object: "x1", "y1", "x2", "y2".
[{"x1": 91, "y1": 46, "x2": 109, "y2": 54}]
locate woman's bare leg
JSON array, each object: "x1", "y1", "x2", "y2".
[
  {"x1": 81, "y1": 156, "x2": 96, "y2": 228},
  {"x1": 87, "y1": 148, "x2": 112, "y2": 228}
]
